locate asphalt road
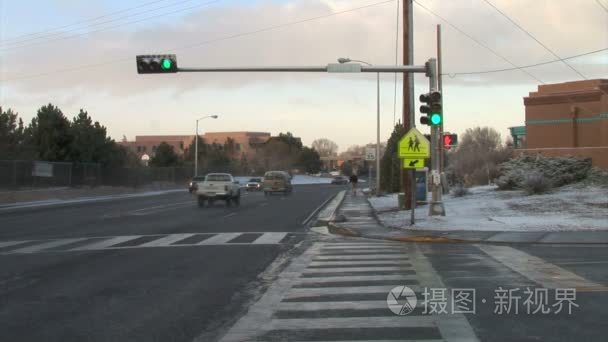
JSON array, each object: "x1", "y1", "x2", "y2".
[
  {"x1": 0, "y1": 184, "x2": 342, "y2": 342},
  {"x1": 1, "y1": 184, "x2": 607, "y2": 342}
]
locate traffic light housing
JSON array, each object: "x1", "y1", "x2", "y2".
[
  {"x1": 419, "y1": 91, "x2": 442, "y2": 126},
  {"x1": 136, "y1": 54, "x2": 178, "y2": 74},
  {"x1": 443, "y1": 133, "x2": 458, "y2": 149}
]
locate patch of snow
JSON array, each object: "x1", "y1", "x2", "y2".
[{"x1": 369, "y1": 185, "x2": 608, "y2": 232}]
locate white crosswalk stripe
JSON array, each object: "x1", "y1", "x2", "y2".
[
  {"x1": 220, "y1": 242, "x2": 479, "y2": 342},
  {"x1": 0, "y1": 232, "x2": 292, "y2": 254},
  {"x1": 10, "y1": 238, "x2": 87, "y2": 254}
]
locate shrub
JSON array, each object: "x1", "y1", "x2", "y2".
[
  {"x1": 523, "y1": 172, "x2": 552, "y2": 195},
  {"x1": 451, "y1": 184, "x2": 470, "y2": 197}
]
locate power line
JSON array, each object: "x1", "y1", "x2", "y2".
[
  {"x1": 444, "y1": 47, "x2": 607, "y2": 77},
  {"x1": 596, "y1": 0, "x2": 608, "y2": 12},
  {"x1": 0, "y1": 0, "x2": 220, "y2": 51},
  {"x1": 0, "y1": 0, "x2": 170, "y2": 44},
  {"x1": 412, "y1": 0, "x2": 545, "y2": 84},
  {"x1": 482, "y1": 0, "x2": 587, "y2": 80},
  {"x1": 1, "y1": 0, "x2": 396, "y2": 82}
]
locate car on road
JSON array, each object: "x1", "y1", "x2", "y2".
[
  {"x1": 245, "y1": 177, "x2": 263, "y2": 191},
  {"x1": 195, "y1": 173, "x2": 241, "y2": 207},
  {"x1": 263, "y1": 171, "x2": 293, "y2": 195},
  {"x1": 188, "y1": 175, "x2": 206, "y2": 193},
  {"x1": 331, "y1": 176, "x2": 349, "y2": 185}
]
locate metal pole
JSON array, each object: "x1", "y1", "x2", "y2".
[
  {"x1": 410, "y1": 169, "x2": 416, "y2": 225},
  {"x1": 427, "y1": 58, "x2": 445, "y2": 216},
  {"x1": 376, "y1": 72, "x2": 381, "y2": 195},
  {"x1": 437, "y1": 24, "x2": 444, "y2": 174},
  {"x1": 194, "y1": 120, "x2": 199, "y2": 177},
  {"x1": 401, "y1": 0, "x2": 414, "y2": 210}
]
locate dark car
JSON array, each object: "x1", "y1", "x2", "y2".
[
  {"x1": 331, "y1": 176, "x2": 349, "y2": 185},
  {"x1": 188, "y1": 175, "x2": 206, "y2": 193},
  {"x1": 246, "y1": 177, "x2": 263, "y2": 191}
]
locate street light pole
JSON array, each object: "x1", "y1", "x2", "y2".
[
  {"x1": 194, "y1": 115, "x2": 218, "y2": 177},
  {"x1": 338, "y1": 58, "x2": 381, "y2": 194}
]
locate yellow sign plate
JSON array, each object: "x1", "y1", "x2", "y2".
[
  {"x1": 403, "y1": 158, "x2": 425, "y2": 169},
  {"x1": 399, "y1": 128, "x2": 430, "y2": 158}
]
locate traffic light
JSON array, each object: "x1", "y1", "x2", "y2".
[
  {"x1": 419, "y1": 91, "x2": 442, "y2": 126},
  {"x1": 136, "y1": 54, "x2": 178, "y2": 74},
  {"x1": 443, "y1": 133, "x2": 458, "y2": 149}
]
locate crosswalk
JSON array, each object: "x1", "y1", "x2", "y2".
[
  {"x1": 220, "y1": 241, "x2": 479, "y2": 342},
  {"x1": 0, "y1": 232, "x2": 293, "y2": 255}
]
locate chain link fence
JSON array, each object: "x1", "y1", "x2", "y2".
[{"x1": 0, "y1": 160, "x2": 192, "y2": 190}]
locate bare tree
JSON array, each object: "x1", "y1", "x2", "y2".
[{"x1": 311, "y1": 138, "x2": 338, "y2": 157}]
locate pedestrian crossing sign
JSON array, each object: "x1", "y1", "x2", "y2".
[
  {"x1": 403, "y1": 158, "x2": 425, "y2": 169},
  {"x1": 398, "y1": 128, "x2": 430, "y2": 159}
]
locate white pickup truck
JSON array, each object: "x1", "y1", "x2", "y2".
[{"x1": 195, "y1": 173, "x2": 241, "y2": 207}]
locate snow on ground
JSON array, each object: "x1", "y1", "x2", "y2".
[
  {"x1": 369, "y1": 185, "x2": 608, "y2": 231},
  {"x1": 235, "y1": 175, "x2": 333, "y2": 185}
]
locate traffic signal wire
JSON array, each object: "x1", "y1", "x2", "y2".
[
  {"x1": 481, "y1": 0, "x2": 588, "y2": 80},
  {"x1": 413, "y1": 0, "x2": 545, "y2": 84}
]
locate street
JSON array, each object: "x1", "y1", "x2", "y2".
[{"x1": 1, "y1": 184, "x2": 608, "y2": 342}]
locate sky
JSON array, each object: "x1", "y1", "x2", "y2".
[{"x1": 0, "y1": 0, "x2": 606, "y2": 151}]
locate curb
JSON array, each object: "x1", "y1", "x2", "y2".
[{"x1": 315, "y1": 190, "x2": 346, "y2": 225}]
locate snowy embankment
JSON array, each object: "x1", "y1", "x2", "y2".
[{"x1": 369, "y1": 185, "x2": 608, "y2": 232}]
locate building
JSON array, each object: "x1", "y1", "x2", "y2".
[
  {"x1": 518, "y1": 79, "x2": 608, "y2": 169},
  {"x1": 120, "y1": 132, "x2": 271, "y2": 161}
]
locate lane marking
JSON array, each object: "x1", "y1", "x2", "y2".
[
  {"x1": 222, "y1": 213, "x2": 237, "y2": 218},
  {"x1": 0, "y1": 240, "x2": 30, "y2": 249},
  {"x1": 314, "y1": 254, "x2": 411, "y2": 260},
  {"x1": 321, "y1": 245, "x2": 408, "y2": 250},
  {"x1": 295, "y1": 274, "x2": 417, "y2": 284},
  {"x1": 286, "y1": 285, "x2": 422, "y2": 297},
  {"x1": 301, "y1": 266, "x2": 411, "y2": 274},
  {"x1": 139, "y1": 233, "x2": 195, "y2": 247},
  {"x1": 309, "y1": 260, "x2": 411, "y2": 266},
  {"x1": 278, "y1": 301, "x2": 423, "y2": 311},
  {"x1": 477, "y1": 244, "x2": 604, "y2": 289},
  {"x1": 10, "y1": 238, "x2": 87, "y2": 254},
  {"x1": 197, "y1": 233, "x2": 241, "y2": 245},
  {"x1": 71, "y1": 236, "x2": 141, "y2": 251},
  {"x1": 556, "y1": 260, "x2": 608, "y2": 265},
  {"x1": 266, "y1": 316, "x2": 436, "y2": 330},
  {"x1": 131, "y1": 201, "x2": 192, "y2": 213},
  {"x1": 252, "y1": 232, "x2": 287, "y2": 244}
]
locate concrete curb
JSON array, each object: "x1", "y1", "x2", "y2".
[{"x1": 315, "y1": 190, "x2": 346, "y2": 225}]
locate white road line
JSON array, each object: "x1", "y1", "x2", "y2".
[
  {"x1": 319, "y1": 249, "x2": 406, "y2": 254},
  {"x1": 314, "y1": 254, "x2": 410, "y2": 260},
  {"x1": 302, "y1": 266, "x2": 410, "y2": 273},
  {"x1": 266, "y1": 316, "x2": 436, "y2": 330},
  {"x1": 321, "y1": 245, "x2": 407, "y2": 250},
  {"x1": 477, "y1": 245, "x2": 604, "y2": 289},
  {"x1": 10, "y1": 238, "x2": 87, "y2": 254},
  {"x1": 197, "y1": 233, "x2": 241, "y2": 245},
  {"x1": 308, "y1": 260, "x2": 411, "y2": 266},
  {"x1": 556, "y1": 260, "x2": 608, "y2": 265},
  {"x1": 222, "y1": 213, "x2": 237, "y2": 218},
  {"x1": 286, "y1": 285, "x2": 422, "y2": 298},
  {"x1": 0, "y1": 240, "x2": 30, "y2": 249},
  {"x1": 139, "y1": 234, "x2": 195, "y2": 247},
  {"x1": 320, "y1": 243, "x2": 405, "y2": 247},
  {"x1": 295, "y1": 274, "x2": 417, "y2": 284},
  {"x1": 252, "y1": 232, "x2": 287, "y2": 244},
  {"x1": 71, "y1": 236, "x2": 142, "y2": 251},
  {"x1": 278, "y1": 301, "x2": 423, "y2": 311}
]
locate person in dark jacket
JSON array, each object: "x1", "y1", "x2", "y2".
[{"x1": 349, "y1": 174, "x2": 359, "y2": 196}]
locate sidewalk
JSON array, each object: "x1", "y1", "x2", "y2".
[{"x1": 328, "y1": 192, "x2": 608, "y2": 244}]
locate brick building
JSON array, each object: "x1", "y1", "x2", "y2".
[
  {"x1": 518, "y1": 79, "x2": 608, "y2": 169},
  {"x1": 120, "y1": 132, "x2": 271, "y2": 161}
]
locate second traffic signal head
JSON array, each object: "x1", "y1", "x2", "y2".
[
  {"x1": 419, "y1": 91, "x2": 442, "y2": 126},
  {"x1": 136, "y1": 54, "x2": 178, "y2": 74}
]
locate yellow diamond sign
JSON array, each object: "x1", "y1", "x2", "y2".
[{"x1": 399, "y1": 128, "x2": 430, "y2": 159}]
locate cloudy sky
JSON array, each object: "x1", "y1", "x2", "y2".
[{"x1": 0, "y1": 0, "x2": 606, "y2": 151}]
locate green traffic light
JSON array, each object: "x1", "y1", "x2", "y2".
[
  {"x1": 430, "y1": 113, "x2": 442, "y2": 125},
  {"x1": 161, "y1": 58, "x2": 173, "y2": 70}
]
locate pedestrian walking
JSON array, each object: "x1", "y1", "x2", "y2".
[{"x1": 349, "y1": 174, "x2": 359, "y2": 196}]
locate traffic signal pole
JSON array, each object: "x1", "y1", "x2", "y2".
[{"x1": 427, "y1": 59, "x2": 446, "y2": 216}]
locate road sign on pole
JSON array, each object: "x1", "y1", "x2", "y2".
[
  {"x1": 365, "y1": 148, "x2": 376, "y2": 161},
  {"x1": 398, "y1": 128, "x2": 430, "y2": 159},
  {"x1": 403, "y1": 158, "x2": 425, "y2": 169}
]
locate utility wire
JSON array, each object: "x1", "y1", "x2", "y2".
[
  {"x1": 0, "y1": 0, "x2": 170, "y2": 44},
  {"x1": 413, "y1": 0, "x2": 545, "y2": 84},
  {"x1": 1, "y1": 0, "x2": 396, "y2": 81},
  {"x1": 0, "y1": 0, "x2": 220, "y2": 51},
  {"x1": 596, "y1": 0, "x2": 608, "y2": 12},
  {"x1": 482, "y1": 0, "x2": 587, "y2": 80},
  {"x1": 393, "y1": 0, "x2": 400, "y2": 126},
  {"x1": 443, "y1": 47, "x2": 607, "y2": 77}
]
